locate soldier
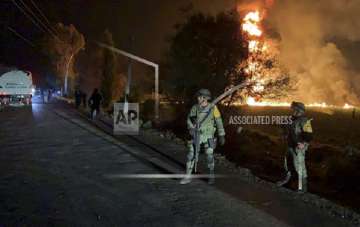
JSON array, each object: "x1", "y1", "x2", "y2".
[
  {"x1": 283, "y1": 101, "x2": 313, "y2": 193},
  {"x1": 180, "y1": 89, "x2": 225, "y2": 185}
]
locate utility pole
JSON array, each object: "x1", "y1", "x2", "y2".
[
  {"x1": 64, "y1": 53, "x2": 73, "y2": 96},
  {"x1": 97, "y1": 42, "x2": 159, "y2": 119},
  {"x1": 124, "y1": 36, "x2": 134, "y2": 114}
]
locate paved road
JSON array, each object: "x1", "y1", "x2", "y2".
[{"x1": 0, "y1": 103, "x2": 292, "y2": 226}]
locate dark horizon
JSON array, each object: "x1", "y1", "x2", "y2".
[{"x1": 0, "y1": 0, "x2": 236, "y2": 80}]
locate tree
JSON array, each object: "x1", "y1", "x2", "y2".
[
  {"x1": 43, "y1": 23, "x2": 85, "y2": 95},
  {"x1": 227, "y1": 40, "x2": 293, "y2": 105},
  {"x1": 165, "y1": 10, "x2": 248, "y2": 104},
  {"x1": 100, "y1": 30, "x2": 117, "y2": 108}
]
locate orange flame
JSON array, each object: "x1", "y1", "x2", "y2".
[
  {"x1": 244, "y1": 98, "x2": 355, "y2": 109},
  {"x1": 240, "y1": 10, "x2": 356, "y2": 109},
  {"x1": 242, "y1": 11, "x2": 262, "y2": 37}
]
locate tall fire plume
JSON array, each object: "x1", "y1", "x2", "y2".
[
  {"x1": 237, "y1": 0, "x2": 360, "y2": 109},
  {"x1": 240, "y1": 9, "x2": 294, "y2": 107}
]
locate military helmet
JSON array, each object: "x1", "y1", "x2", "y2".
[
  {"x1": 291, "y1": 101, "x2": 305, "y2": 112},
  {"x1": 196, "y1": 88, "x2": 211, "y2": 100}
]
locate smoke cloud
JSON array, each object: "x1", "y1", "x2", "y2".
[{"x1": 267, "y1": 0, "x2": 360, "y2": 105}]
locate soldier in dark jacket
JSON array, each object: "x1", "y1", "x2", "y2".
[
  {"x1": 284, "y1": 101, "x2": 313, "y2": 193},
  {"x1": 82, "y1": 92, "x2": 87, "y2": 108},
  {"x1": 74, "y1": 88, "x2": 82, "y2": 109},
  {"x1": 88, "y1": 88, "x2": 102, "y2": 119}
]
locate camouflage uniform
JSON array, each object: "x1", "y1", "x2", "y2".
[
  {"x1": 180, "y1": 89, "x2": 225, "y2": 185},
  {"x1": 286, "y1": 102, "x2": 313, "y2": 192}
]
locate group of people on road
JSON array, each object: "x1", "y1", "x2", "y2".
[
  {"x1": 75, "y1": 88, "x2": 103, "y2": 120},
  {"x1": 180, "y1": 88, "x2": 313, "y2": 193},
  {"x1": 41, "y1": 89, "x2": 53, "y2": 103}
]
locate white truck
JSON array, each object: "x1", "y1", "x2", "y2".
[{"x1": 0, "y1": 70, "x2": 34, "y2": 106}]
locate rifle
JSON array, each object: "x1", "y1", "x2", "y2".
[
  {"x1": 192, "y1": 115, "x2": 201, "y2": 173},
  {"x1": 276, "y1": 126, "x2": 291, "y2": 186}
]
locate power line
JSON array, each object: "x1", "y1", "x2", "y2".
[
  {"x1": 7, "y1": 26, "x2": 35, "y2": 47},
  {"x1": 18, "y1": 0, "x2": 57, "y2": 38},
  {"x1": 18, "y1": 0, "x2": 59, "y2": 40},
  {"x1": 10, "y1": 0, "x2": 46, "y2": 34},
  {"x1": 11, "y1": 0, "x2": 62, "y2": 42},
  {"x1": 29, "y1": 0, "x2": 59, "y2": 36}
]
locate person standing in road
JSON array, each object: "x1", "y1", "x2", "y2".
[
  {"x1": 47, "y1": 89, "x2": 52, "y2": 102},
  {"x1": 281, "y1": 101, "x2": 313, "y2": 193},
  {"x1": 74, "y1": 88, "x2": 82, "y2": 109},
  {"x1": 88, "y1": 88, "x2": 102, "y2": 119},
  {"x1": 82, "y1": 92, "x2": 87, "y2": 108},
  {"x1": 180, "y1": 89, "x2": 226, "y2": 185}
]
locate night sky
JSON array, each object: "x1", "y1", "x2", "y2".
[
  {"x1": 0, "y1": 0, "x2": 236, "y2": 81},
  {"x1": 1, "y1": 0, "x2": 359, "y2": 90}
]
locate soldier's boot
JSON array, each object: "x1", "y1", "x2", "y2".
[
  {"x1": 300, "y1": 177, "x2": 308, "y2": 193},
  {"x1": 180, "y1": 163, "x2": 193, "y2": 185},
  {"x1": 180, "y1": 171, "x2": 192, "y2": 185},
  {"x1": 208, "y1": 169, "x2": 215, "y2": 185}
]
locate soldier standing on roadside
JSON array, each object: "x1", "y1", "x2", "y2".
[
  {"x1": 180, "y1": 89, "x2": 226, "y2": 185},
  {"x1": 282, "y1": 101, "x2": 313, "y2": 193}
]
